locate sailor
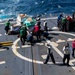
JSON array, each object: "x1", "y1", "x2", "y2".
[
  {"x1": 43, "y1": 20, "x2": 48, "y2": 32},
  {"x1": 72, "y1": 39, "x2": 75, "y2": 58},
  {"x1": 44, "y1": 44, "x2": 55, "y2": 64},
  {"x1": 5, "y1": 20, "x2": 10, "y2": 34},
  {"x1": 63, "y1": 42, "x2": 72, "y2": 66},
  {"x1": 67, "y1": 16, "x2": 73, "y2": 31},
  {"x1": 57, "y1": 13, "x2": 63, "y2": 30},
  {"x1": 34, "y1": 23, "x2": 40, "y2": 41},
  {"x1": 62, "y1": 17, "x2": 67, "y2": 31},
  {"x1": 37, "y1": 18, "x2": 41, "y2": 29},
  {"x1": 20, "y1": 25, "x2": 27, "y2": 45},
  {"x1": 27, "y1": 31, "x2": 33, "y2": 44}
]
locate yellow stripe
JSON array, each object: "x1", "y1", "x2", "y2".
[
  {"x1": 0, "y1": 41, "x2": 13, "y2": 44},
  {"x1": 2, "y1": 43, "x2": 13, "y2": 46}
]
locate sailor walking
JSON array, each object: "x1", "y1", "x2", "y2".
[
  {"x1": 44, "y1": 44, "x2": 55, "y2": 64},
  {"x1": 63, "y1": 43, "x2": 72, "y2": 66}
]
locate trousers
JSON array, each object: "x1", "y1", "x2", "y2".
[
  {"x1": 63, "y1": 54, "x2": 70, "y2": 65},
  {"x1": 44, "y1": 53, "x2": 55, "y2": 64}
]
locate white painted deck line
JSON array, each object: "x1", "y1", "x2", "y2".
[
  {"x1": 0, "y1": 34, "x2": 2, "y2": 36},
  {"x1": 52, "y1": 27, "x2": 58, "y2": 30},
  {"x1": 0, "y1": 49, "x2": 6, "y2": 51},
  {"x1": 41, "y1": 55, "x2": 47, "y2": 59},
  {"x1": 0, "y1": 61, "x2": 5, "y2": 64},
  {"x1": 56, "y1": 38, "x2": 75, "y2": 43},
  {"x1": 16, "y1": 43, "x2": 44, "y2": 49},
  {"x1": 56, "y1": 39, "x2": 66, "y2": 43},
  {"x1": 67, "y1": 38, "x2": 75, "y2": 41},
  {"x1": 16, "y1": 45, "x2": 31, "y2": 49},
  {"x1": 36, "y1": 43, "x2": 44, "y2": 45},
  {"x1": 41, "y1": 17, "x2": 57, "y2": 20}
]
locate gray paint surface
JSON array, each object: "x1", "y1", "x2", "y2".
[{"x1": 0, "y1": 18, "x2": 75, "y2": 75}]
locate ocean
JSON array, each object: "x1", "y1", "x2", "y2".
[{"x1": 0, "y1": 0, "x2": 75, "y2": 19}]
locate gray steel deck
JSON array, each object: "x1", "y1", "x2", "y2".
[{"x1": 0, "y1": 18, "x2": 75, "y2": 75}]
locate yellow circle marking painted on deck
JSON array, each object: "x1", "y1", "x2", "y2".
[{"x1": 12, "y1": 31, "x2": 75, "y2": 70}]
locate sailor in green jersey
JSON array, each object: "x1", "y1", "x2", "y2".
[
  {"x1": 5, "y1": 20, "x2": 10, "y2": 34},
  {"x1": 62, "y1": 17, "x2": 67, "y2": 31},
  {"x1": 20, "y1": 25, "x2": 27, "y2": 45}
]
